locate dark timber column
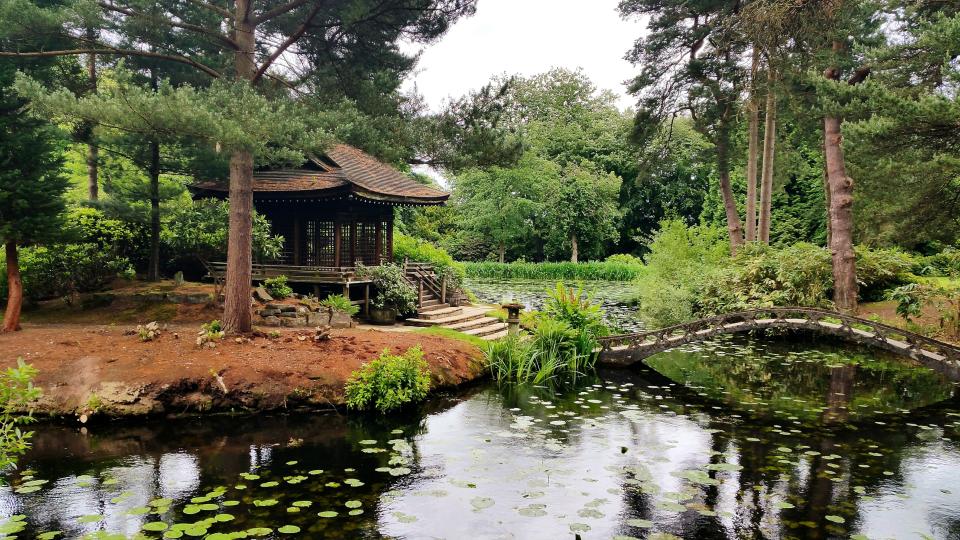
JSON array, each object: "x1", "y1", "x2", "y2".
[
  {"x1": 292, "y1": 210, "x2": 301, "y2": 265},
  {"x1": 350, "y1": 221, "x2": 357, "y2": 266},
  {"x1": 333, "y1": 219, "x2": 342, "y2": 267},
  {"x1": 375, "y1": 221, "x2": 383, "y2": 264},
  {"x1": 387, "y1": 207, "x2": 394, "y2": 261}
]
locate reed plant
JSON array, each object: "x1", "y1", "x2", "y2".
[{"x1": 463, "y1": 260, "x2": 644, "y2": 281}]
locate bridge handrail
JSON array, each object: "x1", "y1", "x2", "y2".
[{"x1": 598, "y1": 306, "x2": 960, "y2": 363}]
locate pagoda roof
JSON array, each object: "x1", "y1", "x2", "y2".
[{"x1": 190, "y1": 144, "x2": 448, "y2": 205}]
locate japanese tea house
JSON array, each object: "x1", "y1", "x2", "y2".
[{"x1": 190, "y1": 144, "x2": 449, "y2": 291}]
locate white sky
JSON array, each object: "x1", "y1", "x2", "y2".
[{"x1": 401, "y1": 0, "x2": 648, "y2": 112}]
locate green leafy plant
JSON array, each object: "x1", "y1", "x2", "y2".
[
  {"x1": 888, "y1": 282, "x2": 960, "y2": 340},
  {"x1": 319, "y1": 294, "x2": 359, "y2": 316},
  {"x1": 263, "y1": 276, "x2": 293, "y2": 299},
  {"x1": 543, "y1": 282, "x2": 609, "y2": 340},
  {"x1": 463, "y1": 260, "x2": 644, "y2": 281},
  {"x1": 0, "y1": 359, "x2": 41, "y2": 470},
  {"x1": 163, "y1": 199, "x2": 284, "y2": 264},
  {"x1": 136, "y1": 321, "x2": 161, "y2": 342},
  {"x1": 485, "y1": 318, "x2": 596, "y2": 384},
  {"x1": 344, "y1": 346, "x2": 431, "y2": 412},
  {"x1": 197, "y1": 320, "x2": 225, "y2": 348},
  {"x1": 358, "y1": 263, "x2": 418, "y2": 316},
  {"x1": 0, "y1": 243, "x2": 133, "y2": 302}
]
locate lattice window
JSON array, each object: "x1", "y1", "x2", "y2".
[
  {"x1": 379, "y1": 220, "x2": 390, "y2": 264},
  {"x1": 356, "y1": 221, "x2": 378, "y2": 266},
  {"x1": 339, "y1": 222, "x2": 352, "y2": 267},
  {"x1": 303, "y1": 220, "x2": 335, "y2": 267}
]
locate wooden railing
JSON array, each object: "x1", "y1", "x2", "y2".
[
  {"x1": 598, "y1": 307, "x2": 960, "y2": 381},
  {"x1": 206, "y1": 262, "x2": 368, "y2": 284},
  {"x1": 402, "y1": 261, "x2": 447, "y2": 308}
]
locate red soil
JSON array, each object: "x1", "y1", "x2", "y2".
[{"x1": 0, "y1": 324, "x2": 484, "y2": 418}]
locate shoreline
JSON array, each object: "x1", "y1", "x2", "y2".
[{"x1": 0, "y1": 324, "x2": 486, "y2": 419}]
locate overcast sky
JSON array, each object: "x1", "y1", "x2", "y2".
[{"x1": 401, "y1": 0, "x2": 648, "y2": 112}]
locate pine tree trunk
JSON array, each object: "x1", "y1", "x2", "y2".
[
  {"x1": 2, "y1": 242, "x2": 22, "y2": 332},
  {"x1": 148, "y1": 138, "x2": 161, "y2": 282},
  {"x1": 823, "y1": 114, "x2": 857, "y2": 313},
  {"x1": 86, "y1": 39, "x2": 98, "y2": 201},
  {"x1": 758, "y1": 80, "x2": 777, "y2": 244},
  {"x1": 745, "y1": 48, "x2": 760, "y2": 243},
  {"x1": 570, "y1": 233, "x2": 578, "y2": 263},
  {"x1": 716, "y1": 134, "x2": 744, "y2": 255},
  {"x1": 823, "y1": 164, "x2": 832, "y2": 247},
  {"x1": 222, "y1": 0, "x2": 257, "y2": 334},
  {"x1": 823, "y1": 41, "x2": 858, "y2": 314}
]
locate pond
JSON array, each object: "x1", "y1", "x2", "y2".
[
  {"x1": 465, "y1": 278, "x2": 643, "y2": 332},
  {"x1": 2, "y1": 334, "x2": 959, "y2": 540}
]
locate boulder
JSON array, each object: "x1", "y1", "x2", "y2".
[
  {"x1": 307, "y1": 312, "x2": 331, "y2": 326},
  {"x1": 262, "y1": 316, "x2": 281, "y2": 327},
  {"x1": 259, "y1": 308, "x2": 280, "y2": 317},
  {"x1": 279, "y1": 305, "x2": 297, "y2": 313},
  {"x1": 278, "y1": 312, "x2": 298, "y2": 319},
  {"x1": 253, "y1": 286, "x2": 274, "y2": 303},
  {"x1": 281, "y1": 316, "x2": 307, "y2": 327},
  {"x1": 266, "y1": 303, "x2": 285, "y2": 311},
  {"x1": 329, "y1": 311, "x2": 354, "y2": 329}
]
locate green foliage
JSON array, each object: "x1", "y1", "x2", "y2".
[
  {"x1": 344, "y1": 346, "x2": 431, "y2": 413},
  {"x1": 463, "y1": 261, "x2": 644, "y2": 281},
  {"x1": 0, "y1": 359, "x2": 41, "y2": 470},
  {"x1": 0, "y1": 62, "x2": 69, "y2": 249},
  {"x1": 64, "y1": 207, "x2": 136, "y2": 247},
  {"x1": 393, "y1": 232, "x2": 466, "y2": 294},
  {"x1": 162, "y1": 199, "x2": 283, "y2": 263},
  {"x1": 633, "y1": 220, "x2": 730, "y2": 326},
  {"x1": 635, "y1": 221, "x2": 919, "y2": 326},
  {"x1": 319, "y1": 294, "x2": 358, "y2": 316},
  {"x1": 262, "y1": 276, "x2": 293, "y2": 300},
  {"x1": 543, "y1": 282, "x2": 609, "y2": 340},
  {"x1": 0, "y1": 243, "x2": 133, "y2": 302},
  {"x1": 358, "y1": 264, "x2": 417, "y2": 316},
  {"x1": 888, "y1": 282, "x2": 960, "y2": 339},
  {"x1": 486, "y1": 281, "x2": 606, "y2": 384},
  {"x1": 604, "y1": 253, "x2": 644, "y2": 266},
  {"x1": 915, "y1": 249, "x2": 960, "y2": 277},
  {"x1": 196, "y1": 320, "x2": 224, "y2": 348},
  {"x1": 485, "y1": 319, "x2": 597, "y2": 385}
]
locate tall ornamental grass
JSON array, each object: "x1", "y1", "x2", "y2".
[
  {"x1": 464, "y1": 260, "x2": 644, "y2": 281},
  {"x1": 485, "y1": 283, "x2": 608, "y2": 384}
]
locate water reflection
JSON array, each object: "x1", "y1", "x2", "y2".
[{"x1": 1, "y1": 337, "x2": 958, "y2": 539}]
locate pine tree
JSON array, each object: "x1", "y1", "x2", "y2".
[{"x1": 0, "y1": 62, "x2": 69, "y2": 331}]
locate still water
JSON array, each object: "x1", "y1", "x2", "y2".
[
  {"x1": 2, "y1": 334, "x2": 959, "y2": 540},
  {"x1": 465, "y1": 278, "x2": 643, "y2": 332}
]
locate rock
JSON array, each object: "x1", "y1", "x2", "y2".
[
  {"x1": 253, "y1": 286, "x2": 274, "y2": 303},
  {"x1": 173, "y1": 271, "x2": 185, "y2": 286},
  {"x1": 259, "y1": 308, "x2": 280, "y2": 317},
  {"x1": 296, "y1": 306, "x2": 309, "y2": 314},
  {"x1": 266, "y1": 303, "x2": 285, "y2": 311},
  {"x1": 307, "y1": 312, "x2": 331, "y2": 326},
  {"x1": 262, "y1": 316, "x2": 281, "y2": 327},
  {"x1": 329, "y1": 311, "x2": 354, "y2": 329},
  {"x1": 278, "y1": 312, "x2": 299, "y2": 319},
  {"x1": 279, "y1": 305, "x2": 297, "y2": 313},
  {"x1": 281, "y1": 316, "x2": 307, "y2": 327}
]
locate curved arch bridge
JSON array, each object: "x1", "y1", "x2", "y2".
[{"x1": 597, "y1": 307, "x2": 960, "y2": 382}]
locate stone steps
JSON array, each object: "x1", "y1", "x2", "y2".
[{"x1": 406, "y1": 306, "x2": 508, "y2": 341}]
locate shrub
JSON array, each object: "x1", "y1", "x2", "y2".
[
  {"x1": 0, "y1": 359, "x2": 41, "y2": 470},
  {"x1": 358, "y1": 263, "x2": 418, "y2": 316},
  {"x1": 163, "y1": 199, "x2": 283, "y2": 263},
  {"x1": 137, "y1": 321, "x2": 161, "y2": 342},
  {"x1": 0, "y1": 243, "x2": 133, "y2": 302},
  {"x1": 604, "y1": 253, "x2": 644, "y2": 266},
  {"x1": 344, "y1": 346, "x2": 431, "y2": 412},
  {"x1": 394, "y1": 233, "x2": 467, "y2": 298},
  {"x1": 915, "y1": 248, "x2": 960, "y2": 277},
  {"x1": 263, "y1": 275, "x2": 293, "y2": 299},
  {"x1": 319, "y1": 294, "x2": 359, "y2": 316}
]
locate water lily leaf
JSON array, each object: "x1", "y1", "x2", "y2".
[
  {"x1": 246, "y1": 527, "x2": 273, "y2": 536},
  {"x1": 278, "y1": 525, "x2": 300, "y2": 534},
  {"x1": 626, "y1": 518, "x2": 653, "y2": 528},
  {"x1": 569, "y1": 523, "x2": 591, "y2": 533},
  {"x1": 345, "y1": 500, "x2": 362, "y2": 509},
  {"x1": 318, "y1": 511, "x2": 338, "y2": 518},
  {"x1": 77, "y1": 514, "x2": 104, "y2": 524},
  {"x1": 143, "y1": 522, "x2": 169, "y2": 532},
  {"x1": 348, "y1": 509, "x2": 364, "y2": 516},
  {"x1": 292, "y1": 500, "x2": 312, "y2": 507},
  {"x1": 470, "y1": 497, "x2": 494, "y2": 510},
  {"x1": 825, "y1": 515, "x2": 846, "y2": 524},
  {"x1": 37, "y1": 532, "x2": 62, "y2": 540}
]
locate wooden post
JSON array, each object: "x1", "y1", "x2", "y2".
[
  {"x1": 364, "y1": 283, "x2": 370, "y2": 318},
  {"x1": 350, "y1": 221, "x2": 357, "y2": 266},
  {"x1": 343, "y1": 282, "x2": 349, "y2": 300},
  {"x1": 418, "y1": 279, "x2": 423, "y2": 309},
  {"x1": 386, "y1": 211, "x2": 394, "y2": 261},
  {"x1": 441, "y1": 275, "x2": 447, "y2": 304}
]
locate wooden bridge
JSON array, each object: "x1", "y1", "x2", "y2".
[{"x1": 597, "y1": 307, "x2": 960, "y2": 381}]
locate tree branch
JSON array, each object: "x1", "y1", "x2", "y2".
[
  {"x1": 98, "y1": 1, "x2": 239, "y2": 49},
  {"x1": 251, "y1": 2, "x2": 323, "y2": 83},
  {"x1": 0, "y1": 49, "x2": 221, "y2": 78},
  {"x1": 847, "y1": 66, "x2": 871, "y2": 85},
  {"x1": 183, "y1": 0, "x2": 233, "y2": 20},
  {"x1": 252, "y1": 0, "x2": 310, "y2": 25}
]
